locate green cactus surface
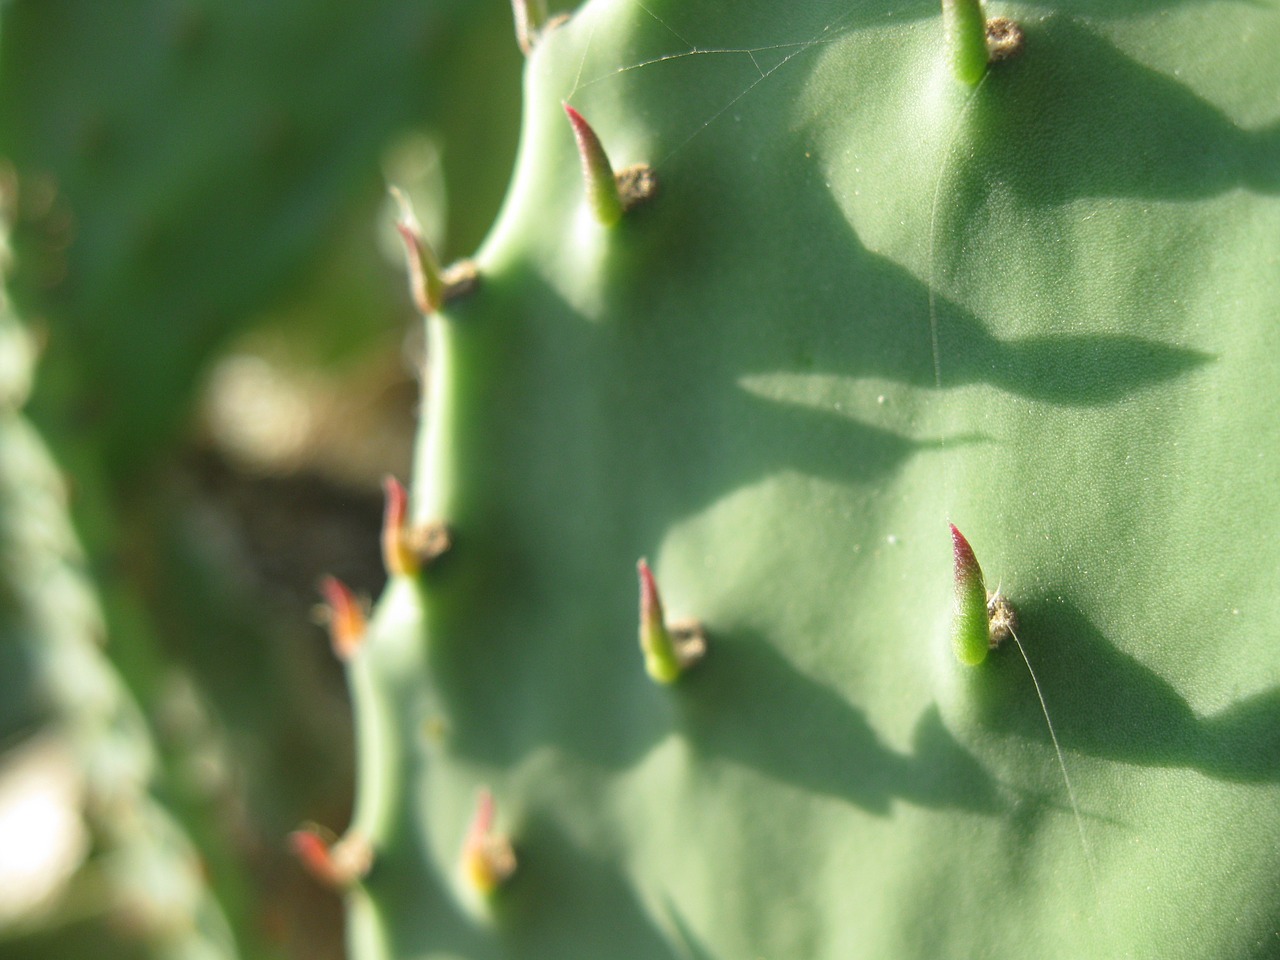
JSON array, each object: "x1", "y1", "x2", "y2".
[{"x1": 312, "y1": 1, "x2": 1280, "y2": 958}]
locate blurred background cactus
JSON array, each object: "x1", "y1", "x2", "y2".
[
  {"x1": 0, "y1": 0, "x2": 563, "y2": 956},
  {"x1": 1, "y1": 0, "x2": 1277, "y2": 958}
]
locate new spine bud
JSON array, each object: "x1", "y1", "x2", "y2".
[
  {"x1": 564, "y1": 105, "x2": 657, "y2": 226},
  {"x1": 637, "y1": 559, "x2": 707, "y2": 683},
  {"x1": 320, "y1": 576, "x2": 366, "y2": 660},
  {"x1": 987, "y1": 589, "x2": 1018, "y2": 647},
  {"x1": 984, "y1": 16, "x2": 1024, "y2": 62},
  {"x1": 290, "y1": 828, "x2": 373, "y2": 889},
  {"x1": 950, "y1": 524, "x2": 992, "y2": 666},
  {"x1": 461, "y1": 789, "x2": 517, "y2": 895}
]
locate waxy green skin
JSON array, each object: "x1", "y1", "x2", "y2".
[{"x1": 343, "y1": 2, "x2": 1280, "y2": 958}]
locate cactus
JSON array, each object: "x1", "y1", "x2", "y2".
[
  {"x1": 0, "y1": 0, "x2": 1270, "y2": 956},
  {"x1": 0, "y1": 228, "x2": 240, "y2": 958},
  {"x1": 298, "y1": 0, "x2": 1280, "y2": 957}
]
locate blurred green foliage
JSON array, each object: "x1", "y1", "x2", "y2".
[{"x1": 0, "y1": 0, "x2": 528, "y2": 477}]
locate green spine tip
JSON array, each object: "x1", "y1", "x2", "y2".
[
  {"x1": 389, "y1": 186, "x2": 445, "y2": 313},
  {"x1": 942, "y1": 0, "x2": 989, "y2": 85},
  {"x1": 564, "y1": 105, "x2": 657, "y2": 225},
  {"x1": 511, "y1": 0, "x2": 548, "y2": 55},
  {"x1": 290, "y1": 828, "x2": 373, "y2": 889},
  {"x1": 461, "y1": 789, "x2": 516, "y2": 895},
  {"x1": 637, "y1": 559, "x2": 707, "y2": 684},
  {"x1": 320, "y1": 576, "x2": 366, "y2": 660},
  {"x1": 950, "y1": 524, "x2": 991, "y2": 666}
]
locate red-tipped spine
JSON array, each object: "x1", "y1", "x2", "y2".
[
  {"x1": 320, "y1": 576, "x2": 366, "y2": 660},
  {"x1": 390, "y1": 186, "x2": 445, "y2": 314},
  {"x1": 461, "y1": 789, "x2": 516, "y2": 895},
  {"x1": 950, "y1": 524, "x2": 991, "y2": 666},
  {"x1": 382, "y1": 475, "x2": 418, "y2": 578},
  {"x1": 290, "y1": 829, "x2": 372, "y2": 889},
  {"x1": 564, "y1": 104, "x2": 625, "y2": 226},
  {"x1": 637, "y1": 559, "x2": 706, "y2": 683},
  {"x1": 638, "y1": 559, "x2": 678, "y2": 683},
  {"x1": 291, "y1": 830, "x2": 341, "y2": 887}
]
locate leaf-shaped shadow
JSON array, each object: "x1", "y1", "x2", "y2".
[
  {"x1": 902, "y1": 703, "x2": 1008, "y2": 812},
  {"x1": 641, "y1": 391, "x2": 972, "y2": 519},
  {"x1": 1009, "y1": 0, "x2": 1225, "y2": 13},
  {"x1": 971, "y1": 333, "x2": 1210, "y2": 404},
  {"x1": 965, "y1": 596, "x2": 1280, "y2": 783},
  {"x1": 965, "y1": 17, "x2": 1280, "y2": 204},
  {"x1": 374, "y1": 815, "x2": 687, "y2": 960},
  {"x1": 491, "y1": 815, "x2": 688, "y2": 960},
  {"x1": 712, "y1": 229, "x2": 1211, "y2": 407},
  {"x1": 627, "y1": 137, "x2": 1211, "y2": 419},
  {"x1": 675, "y1": 630, "x2": 1004, "y2": 816}
]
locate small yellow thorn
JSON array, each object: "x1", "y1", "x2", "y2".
[
  {"x1": 382, "y1": 475, "x2": 418, "y2": 578},
  {"x1": 637, "y1": 559, "x2": 706, "y2": 683},
  {"x1": 290, "y1": 828, "x2": 373, "y2": 889},
  {"x1": 319, "y1": 576, "x2": 366, "y2": 661},
  {"x1": 382, "y1": 475, "x2": 452, "y2": 579},
  {"x1": 461, "y1": 789, "x2": 516, "y2": 895}
]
